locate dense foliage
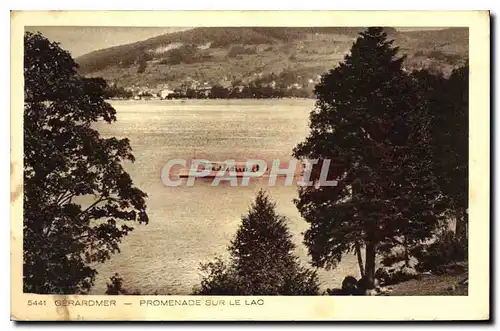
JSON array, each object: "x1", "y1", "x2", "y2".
[
  {"x1": 104, "y1": 84, "x2": 133, "y2": 99},
  {"x1": 413, "y1": 230, "x2": 468, "y2": 274},
  {"x1": 23, "y1": 32, "x2": 149, "y2": 294},
  {"x1": 158, "y1": 44, "x2": 214, "y2": 65},
  {"x1": 293, "y1": 27, "x2": 462, "y2": 288},
  {"x1": 419, "y1": 66, "x2": 469, "y2": 240}
]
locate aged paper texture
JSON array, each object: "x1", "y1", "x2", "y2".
[{"x1": 11, "y1": 10, "x2": 489, "y2": 321}]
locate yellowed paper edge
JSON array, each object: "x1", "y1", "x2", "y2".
[{"x1": 11, "y1": 10, "x2": 490, "y2": 321}]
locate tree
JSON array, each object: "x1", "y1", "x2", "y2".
[
  {"x1": 23, "y1": 32, "x2": 148, "y2": 294},
  {"x1": 441, "y1": 65, "x2": 468, "y2": 240},
  {"x1": 415, "y1": 65, "x2": 468, "y2": 240},
  {"x1": 209, "y1": 85, "x2": 230, "y2": 99},
  {"x1": 293, "y1": 27, "x2": 444, "y2": 288},
  {"x1": 195, "y1": 190, "x2": 319, "y2": 295},
  {"x1": 104, "y1": 83, "x2": 133, "y2": 99},
  {"x1": 164, "y1": 44, "x2": 200, "y2": 65},
  {"x1": 105, "y1": 273, "x2": 142, "y2": 295},
  {"x1": 136, "y1": 53, "x2": 148, "y2": 74},
  {"x1": 105, "y1": 273, "x2": 127, "y2": 295}
]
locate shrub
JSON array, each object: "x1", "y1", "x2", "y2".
[
  {"x1": 414, "y1": 230, "x2": 467, "y2": 274},
  {"x1": 227, "y1": 45, "x2": 257, "y2": 58},
  {"x1": 375, "y1": 266, "x2": 419, "y2": 286},
  {"x1": 105, "y1": 274, "x2": 142, "y2": 295}
]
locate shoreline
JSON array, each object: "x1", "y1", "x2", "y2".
[{"x1": 106, "y1": 97, "x2": 316, "y2": 102}]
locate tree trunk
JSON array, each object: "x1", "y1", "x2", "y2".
[
  {"x1": 403, "y1": 237, "x2": 410, "y2": 267},
  {"x1": 455, "y1": 214, "x2": 467, "y2": 241},
  {"x1": 355, "y1": 241, "x2": 365, "y2": 278},
  {"x1": 404, "y1": 249, "x2": 410, "y2": 267},
  {"x1": 364, "y1": 241, "x2": 377, "y2": 289}
]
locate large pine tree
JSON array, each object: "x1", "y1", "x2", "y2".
[
  {"x1": 196, "y1": 190, "x2": 319, "y2": 295},
  {"x1": 293, "y1": 27, "x2": 444, "y2": 288}
]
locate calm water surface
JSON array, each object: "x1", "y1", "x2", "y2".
[{"x1": 90, "y1": 99, "x2": 360, "y2": 294}]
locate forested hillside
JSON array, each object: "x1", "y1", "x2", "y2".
[{"x1": 75, "y1": 27, "x2": 468, "y2": 97}]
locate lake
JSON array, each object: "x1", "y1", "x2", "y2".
[{"x1": 90, "y1": 99, "x2": 360, "y2": 294}]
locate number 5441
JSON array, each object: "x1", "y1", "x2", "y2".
[{"x1": 27, "y1": 300, "x2": 46, "y2": 306}]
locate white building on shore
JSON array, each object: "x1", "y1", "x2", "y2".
[{"x1": 160, "y1": 88, "x2": 175, "y2": 99}]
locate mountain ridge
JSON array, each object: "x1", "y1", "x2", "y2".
[{"x1": 75, "y1": 27, "x2": 468, "y2": 96}]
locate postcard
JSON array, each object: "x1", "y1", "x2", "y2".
[{"x1": 11, "y1": 10, "x2": 490, "y2": 321}]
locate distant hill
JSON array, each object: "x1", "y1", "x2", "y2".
[
  {"x1": 75, "y1": 27, "x2": 467, "y2": 94},
  {"x1": 76, "y1": 27, "x2": 372, "y2": 73}
]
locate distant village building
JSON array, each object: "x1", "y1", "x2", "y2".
[
  {"x1": 199, "y1": 86, "x2": 212, "y2": 97},
  {"x1": 160, "y1": 89, "x2": 175, "y2": 99},
  {"x1": 197, "y1": 42, "x2": 212, "y2": 50},
  {"x1": 287, "y1": 83, "x2": 303, "y2": 90},
  {"x1": 219, "y1": 79, "x2": 233, "y2": 89}
]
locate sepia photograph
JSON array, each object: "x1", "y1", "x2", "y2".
[{"x1": 10, "y1": 11, "x2": 490, "y2": 321}]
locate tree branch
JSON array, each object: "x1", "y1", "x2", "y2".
[
  {"x1": 77, "y1": 196, "x2": 116, "y2": 220},
  {"x1": 389, "y1": 236, "x2": 405, "y2": 246}
]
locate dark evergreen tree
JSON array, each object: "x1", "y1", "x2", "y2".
[
  {"x1": 137, "y1": 58, "x2": 147, "y2": 73},
  {"x1": 196, "y1": 190, "x2": 319, "y2": 295},
  {"x1": 23, "y1": 32, "x2": 148, "y2": 294},
  {"x1": 136, "y1": 51, "x2": 149, "y2": 73},
  {"x1": 293, "y1": 27, "x2": 444, "y2": 288}
]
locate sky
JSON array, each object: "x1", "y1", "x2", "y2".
[
  {"x1": 26, "y1": 26, "x2": 445, "y2": 58},
  {"x1": 25, "y1": 26, "x2": 191, "y2": 57}
]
